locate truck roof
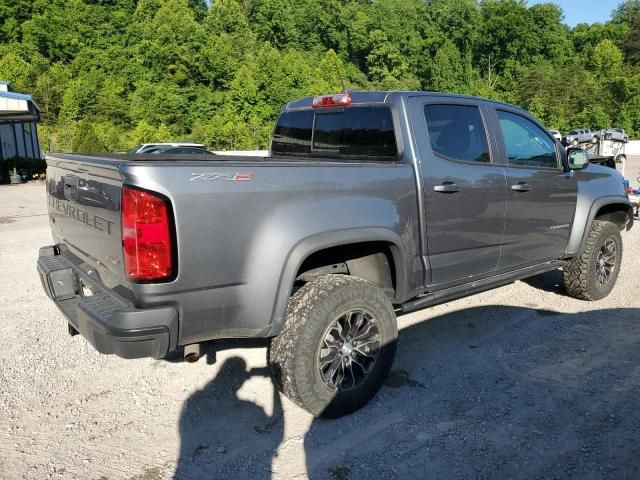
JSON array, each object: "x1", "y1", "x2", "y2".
[{"x1": 283, "y1": 90, "x2": 531, "y2": 116}]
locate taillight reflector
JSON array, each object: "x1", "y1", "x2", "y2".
[
  {"x1": 122, "y1": 186, "x2": 173, "y2": 281},
  {"x1": 312, "y1": 92, "x2": 352, "y2": 108}
]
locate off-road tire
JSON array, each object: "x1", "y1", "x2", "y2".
[
  {"x1": 269, "y1": 275, "x2": 397, "y2": 418},
  {"x1": 563, "y1": 220, "x2": 622, "y2": 300}
]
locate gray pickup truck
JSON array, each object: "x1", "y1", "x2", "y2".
[{"x1": 38, "y1": 91, "x2": 633, "y2": 417}]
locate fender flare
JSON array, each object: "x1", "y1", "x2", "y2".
[
  {"x1": 565, "y1": 195, "x2": 633, "y2": 257},
  {"x1": 267, "y1": 228, "x2": 407, "y2": 337}
]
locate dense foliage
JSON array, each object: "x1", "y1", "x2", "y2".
[{"x1": 1, "y1": 0, "x2": 639, "y2": 152}]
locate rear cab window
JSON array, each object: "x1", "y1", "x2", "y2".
[{"x1": 271, "y1": 106, "x2": 397, "y2": 160}]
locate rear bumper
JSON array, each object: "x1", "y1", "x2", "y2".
[{"x1": 37, "y1": 245, "x2": 178, "y2": 359}]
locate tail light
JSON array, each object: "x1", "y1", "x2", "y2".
[
  {"x1": 312, "y1": 92, "x2": 352, "y2": 108},
  {"x1": 122, "y1": 186, "x2": 174, "y2": 282}
]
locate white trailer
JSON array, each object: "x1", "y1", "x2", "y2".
[{"x1": 580, "y1": 134, "x2": 627, "y2": 176}]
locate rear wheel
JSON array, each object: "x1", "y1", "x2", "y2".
[
  {"x1": 563, "y1": 220, "x2": 622, "y2": 300},
  {"x1": 269, "y1": 275, "x2": 397, "y2": 418}
]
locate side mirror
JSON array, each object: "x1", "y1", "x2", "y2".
[{"x1": 567, "y1": 147, "x2": 589, "y2": 170}]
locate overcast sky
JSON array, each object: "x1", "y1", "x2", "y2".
[{"x1": 527, "y1": 0, "x2": 621, "y2": 27}]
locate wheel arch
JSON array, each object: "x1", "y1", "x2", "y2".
[
  {"x1": 565, "y1": 196, "x2": 633, "y2": 257},
  {"x1": 267, "y1": 228, "x2": 407, "y2": 337}
]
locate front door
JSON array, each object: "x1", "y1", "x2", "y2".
[
  {"x1": 411, "y1": 99, "x2": 508, "y2": 287},
  {"x1": 492, "y1": 109, "x2": 577, "y2": 269}
]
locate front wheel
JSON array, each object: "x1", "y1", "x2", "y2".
[
  {"x1": 563, "y1": 220, "x2": 623, "y2": 300},
  {"x1": 269, "y1": 275, "x2": 397, "y2": 418}
]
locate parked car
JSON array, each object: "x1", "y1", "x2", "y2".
[
  {"x1": 146, "y1": 146, "x2": 215, "y2": 156},
  {"x1": 38, "y1": 91, "x2": 633, "y2": 418},
  {"x1": 603, "y1": 128, "x2": 629, "y2": 143},
  {"x1": 563, "y1": 128, "x2": 594, "y2": 145},
  {"x1": 128, "y1": 142, "x2": 205, "y2": 153},
  {"x1": 548, "y1": 130, "x2": 562, "y2": 142}
]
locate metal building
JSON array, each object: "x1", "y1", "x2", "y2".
[{"x1": 0, "y1": 81, "x2": 41, "y2": 162}]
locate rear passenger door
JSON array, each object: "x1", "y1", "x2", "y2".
[
  {"x1": 492, "y1": 108, "x2": 577, "y2": 269},
  {"x1": 411, "y1": 98, "x2": 508, "y2": 287}
]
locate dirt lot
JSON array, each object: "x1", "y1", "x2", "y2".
[{"x1": 1, "y1": 181, "x2": 640, "y2": 480}]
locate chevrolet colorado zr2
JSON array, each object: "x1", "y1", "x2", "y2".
[{"x1": 38, "y1": 91, "x2": 633, "y2": 417}]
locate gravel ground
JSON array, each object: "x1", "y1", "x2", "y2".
[{"x1": 1, "y1": 182, "x2": 640, "y2": 480}]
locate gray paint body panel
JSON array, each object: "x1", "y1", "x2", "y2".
[
  {"x1": 565, "y1": 163, "x2": 632, "y2": 256},
  {"x1": 409, "y1": 96, "x2": 508, "y2": 287},
  {"x1": 47, "y1": 154, "x2": 421, "y2": 344},
  {"x1": 42, "y1": 92, "x2": 632, "y2": 353}
]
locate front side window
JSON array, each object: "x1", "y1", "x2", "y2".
[
  {"x1": 497, "y1": 110, "x2": 558, "y2": 168},
  {"x1": 424, "y1": 104, "x2": 490, "y2": 163}
]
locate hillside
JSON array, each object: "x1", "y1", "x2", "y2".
[{"x1": 1, "y1": 0, "x2": 639, "y2": 151}]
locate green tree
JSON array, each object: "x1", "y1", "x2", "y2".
[
  {"x1": 249, "y1": 0, "x2": 300, "y2": 49},
  {"x1": 366, "y1": 30, "x2": 410, "y2": 88},
  {"x1": 590, "y1": 39, "x2": 624, "y2": 78},
  {"x1": 0, "y1": 50, "x2": 37, "y2": 92},
  {"x1": 59, "y1": 71, "x2": 104, "y2": 121},
  {"x1": 614, "y1": 4, "x2": 640, "y2": 64},
  {"x1": 33, "y1": 63, "x2": 70, "y2": 123},
  {"x1": 72, "y1": 121, "x2": 106, "y2": 152},
  {"x1": 0, "y1": 0, "x2": 34, "y2": 42},
  {"x1": 429, "y1": 40, "x2": 478, "y2": 94},
  {"x1": 3, "y1": 0, "x2": 640, "y2": 153},
  {"x1": 132, "y1": 0, "x2": 205, "y2": 85},
  {"x1": 571, "y1": 105, "x2": 611, "y2": 130}
]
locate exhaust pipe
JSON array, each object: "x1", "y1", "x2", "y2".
[{"x1": 184, "y1": 343, "x2": 201, "y2": 363}]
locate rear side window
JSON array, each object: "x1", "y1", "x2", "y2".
[
  {"x1": 271, "y1": 106, "x2": 397, "y2": 159},
  {"x1": 424, "y1": 104, "x2": 490, "y2": 163},
  {"x1": 271, "y1": 110, "x2": 314, "y2": 155},
  {"x1": 497, "y1": 110, "x2": 558, "y2": 168}
]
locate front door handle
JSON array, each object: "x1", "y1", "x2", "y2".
[
  {"x1": 511, "y1": 182, "x2": 532, "y2": 192},
  {"x1": 433, "y1": 182, "x2": 462, "y2": 193}
]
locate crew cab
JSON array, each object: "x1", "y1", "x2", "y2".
[
  {"x1": 38, "y1": 91, "x2": 633, "y2": 417},
  {"x1": 603, "y1": 128, "x2": 629, "y2": 143},
  {"x1": 564, "y1": 128, "x2": 594, "y2": 145}
]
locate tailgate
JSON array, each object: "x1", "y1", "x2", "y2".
[{"x1": 46, "y1": 156, "x2": 126, "y2": 287}]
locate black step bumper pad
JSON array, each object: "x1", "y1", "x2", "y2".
[{"x1": 37, "y1": 246, "x2": 177, "y2": 359}]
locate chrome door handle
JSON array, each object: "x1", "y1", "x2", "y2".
[
  {"x1": 511, "y1": 182, "x2": 532, "y2": 192},
  {"x1": 433, "y1": 183, "x2": 461, "y2": 193}
]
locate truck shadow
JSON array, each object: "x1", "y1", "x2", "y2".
[
  {"x1": 519, "y1": 268, "x2": 566, "y2": 295},
  {"x1": 175, "y1": 305, "x2": 640, "y2": 480},
  {"x1": 173, "y1": 355, "x2": 283, "y2": 480}
]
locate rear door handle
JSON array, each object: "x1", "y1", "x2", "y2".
[
  {"x1": 433, "y1": 182, "x2": 462, "y2": 193},
  {"x1": 511, "y1": 182, "x2": 532, "y2": 192}
]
